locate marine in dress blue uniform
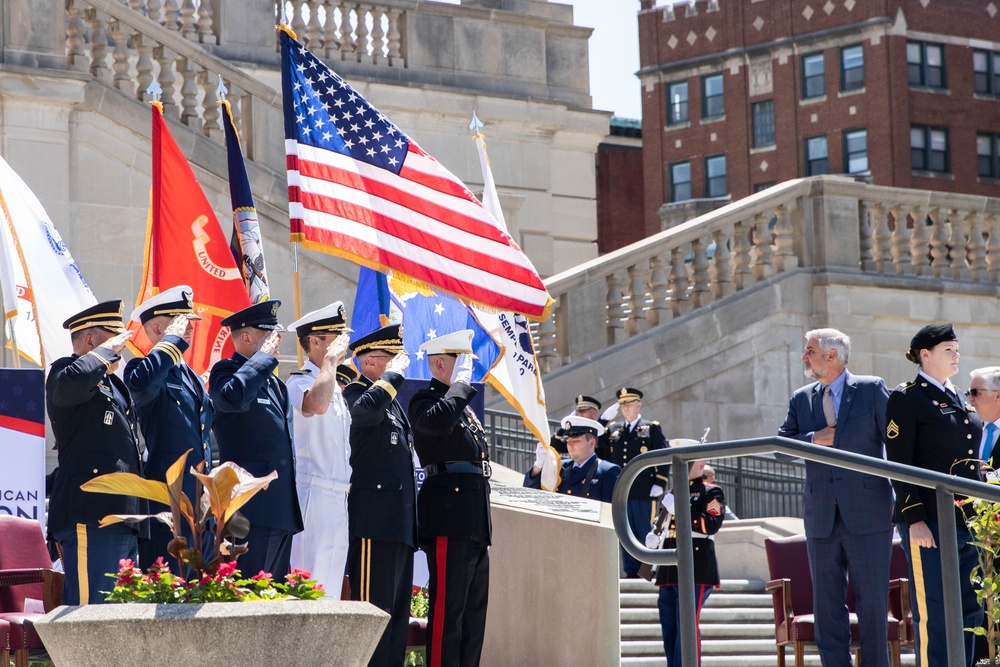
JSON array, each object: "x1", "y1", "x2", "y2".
[
  {"x1": 47, "y1": 300, "x2": 144, "y2": 605},
  {"x1": 651, "y1": 463, "x2": 725, "y2": 667},
  {"x1": 408, "y1": 330, "x2": 493, "y2": 667},
  {"x1": 209, "y1": 300, "x2": 302, "y2": 580},
  {"x1": 885, "y1": 324, "x2": 984, "y2": 667},
  {"x1": 124, "y1": 286, "x2": 213, "y2": 573},
  {"x1": 343, "y1": 324, "x2": 417, "y2": 667},
  {"x1": 525, "y1": 415, "x2": 622, "y2": 503},
  {"x1": 606, "y1": 387, "x2": 668, "y2": 577}
]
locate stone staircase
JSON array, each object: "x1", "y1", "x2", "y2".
[{"x1": 620, "y1": 578, "x2": 915, "y2": 667}]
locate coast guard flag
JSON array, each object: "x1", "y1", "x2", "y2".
[
  {"x1": 222, "y1": 98, "x2": 270, "y2": 304},
  {"x1": 129, "y1": 103, "x2": 252, "y2": 379},
  {"x1": 351, "y1": 267, "x2": 499, "y2": 381},
  {"x1": 279, "y1": 28, "x2": 552, "y2": 320},
  {"x1": 0, "y1": 156, "x2": 95, "y2": 367}
]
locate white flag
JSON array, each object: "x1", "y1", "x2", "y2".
[
  {"x1": 0, "y1": 156, "x2": 95, "y2": 368},
  {"x1": 468, "y1": 115, "x2": 558, "y2": 490}
]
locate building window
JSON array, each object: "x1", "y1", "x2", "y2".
[
  {"x1": 844, "y1": 129, "x2": 868, "y2": 174},
  {"x1": 911, "y1": 126, "x2": 949, "y2": 173},
  {"x1": 754, "y1": 182, "x2": 775, "y2": 193},
  {"x1": 752, "y1": 100, "x2": 775, "y2": 148},
  {"x1": 805, "y1": 136, "x2": 828, "y2": 176},
  {"x1": 702, "y1": 74, "x2": 724, "y2": 119},
  {"x1": 974, "y1": 50, "x2": 1000, "y2": 95},
  {"x1": 670, "y1": 161, "x2": 691, "y2": 202},
  {"x1": 979, "y1": 134, "x2": 1000, "y2": 178},
  {"x1": 705, "y1": 155, "x2": 727, "y2": 197},
  {"x1": 840, "y1": 44, "x2": 864, "y2": 91},
  {"x1": 907, "y1": 41, "x2": 946, "y2": 88},
  {"x1": 667, "y1": 81, "x2": 688, "y2": 126},
  {"x1": 802, "y1": 52, "x2": 825, "y2": 99}
]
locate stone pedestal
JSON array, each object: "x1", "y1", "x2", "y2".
[{"x1": 33, "y1": 599, "x2": 389, "y2": 667}]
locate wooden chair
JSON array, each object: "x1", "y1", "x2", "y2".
[
  {"x1": 0, "y1": 516, "x2": 64, "y2": 667},
  {"x1": 764, "y1": 534, "x2": 903, "y2": 667}
]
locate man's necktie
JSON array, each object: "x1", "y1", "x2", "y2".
[
  {"x1": 984, "y1": 423, "x2": 997, "y2": 461},
  {"x1": 822, "y1": 386, "x2": 837, "y2": 428}
]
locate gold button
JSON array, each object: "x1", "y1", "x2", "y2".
[
  {"x1": 454, "y1": 487, "x2": 460, "y2": 492},
  {"x1": 567, "y1": 490, "x2": 572, "y2": 495},
  {"x1": 965, "y1": 420, "x2": 970, "y2": 424},
  {"x1": 970, "y1": 450, "x2": 975, "y2": 455},
  {"x1": 968, "y1": 434, "x2": 973, "y2": 439}
]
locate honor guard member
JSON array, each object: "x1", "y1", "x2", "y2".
[
  {"x1": 47, "y1": 300, "x2": 143, "y2": 605},
  {"x1": 408, "y1": 330, "x2": 493, "y2": 667},
  {"x1": 525, "y1": 415, "x2": 621, "y2": 502},
  {"x1": 607, "y1": 387, "x2": 668, "y2": 578},
  {"x1": 124, "y1": 286, "x2": 213, "y2": 573},
  {"x1": 549, "y1": 395, "x2": 613, "y2": 456},
  {"x1": 343, "y1": 324, "x2": 416, "y2": 667},
  {"x1": 336, "y1": 363, "x2": 358, "y2": 389},
  {"x1": 885, "y1": 323, "x2": 984, "y2": 667},
  {"x1": 210, "y1": 300, "x2": 302, "y2": 580},
  {"x1": 286, "y1": 302, "x2": 353, "y2": 595},
  {"x1": 646, "y1": 457, "x2": 726, "y2": 667}
]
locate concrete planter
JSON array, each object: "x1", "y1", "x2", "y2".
[{"x1": 33, "y1": 599, "x2": 389, "y2": 667}]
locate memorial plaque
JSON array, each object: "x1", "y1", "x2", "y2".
[{"x1": 489, "y1": 481, "x2": 603, "y2": 523}]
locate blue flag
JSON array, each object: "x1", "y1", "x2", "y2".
[{"x1": 351, "y1": 267, "x2": 499, "y2": 381}]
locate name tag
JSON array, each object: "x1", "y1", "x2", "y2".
[
  {"x1": 939, "y1": 406, "x2": 955, "y2": 415},
  {"x1": 167, "y1": 383, "x2": 183, "y2": 391},
  {"x1": 257, "y1": 398, "x2": 271, "y2": 405}
]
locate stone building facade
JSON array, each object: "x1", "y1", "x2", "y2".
[{"x1": 637, "y1": 0, "x2": 1000, "y2": 234}]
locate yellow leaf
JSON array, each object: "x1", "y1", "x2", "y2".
[
  {"x1": 82, "y1": 473, "x2": 171, "y2": 505},
  {"x1": 166, "y1": 450, "x2": 193, "y2": 536}
]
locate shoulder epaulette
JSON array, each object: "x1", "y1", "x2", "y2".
[
  {"x1": 896, "y1": 381, "x2": 914, "y2": 390},
  {"x1": 652, "y1": 421, "x2": 661, "y2": 426},
  {"x1": 289, "y1": 371, "x2": 308, "y2": 376}
]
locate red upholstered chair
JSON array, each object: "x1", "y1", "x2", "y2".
[
  {"x1": 0, "y1": 515, "x2": 64, "y2": 667},
  {"x1": 406, "y1": 616, "x2": 428, "y2": 653},
  {"x1": 887, "y1": 539, "x2": 914, "y2": 655},
  {"x1": 765, "y1": 534, "x2": 904, "y2": 667}
]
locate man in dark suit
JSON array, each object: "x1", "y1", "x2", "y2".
[
  {"x1": 606, "y1": 387, "x2": 668, "y2": 578},
  {"x1": 408, "y1": 330, "x2": 492, "y2": 667},
  {"x1": 343, "y1": 324, "x2": 415, "y2": 667},
  {"x1": 124, "y1": 285, "x2": 212, "y2": 573},
  {"x1": 969, "y1": 366, "x2": 1000, "y2": 472},
  {"x1": 778, "y1": 328, "x2": 893, "y2": 667},
  {"x1": 525, "y1": 415, "x2": 621, "y2": 502},
  {"x1": 47, "y1": 300, "x2": 143, "y2": 605},
  {"x1": 210, "y1": 300, "x2": 302, "y2": 580}
]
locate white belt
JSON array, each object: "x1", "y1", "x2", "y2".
[{"x1": 300, "y1": 473, "x2": 351, "y2": 494}]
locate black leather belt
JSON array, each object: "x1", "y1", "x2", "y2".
[{"x1": 424, "y1": 461, "x2": 492, "y2": 479}]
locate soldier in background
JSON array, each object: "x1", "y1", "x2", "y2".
[
  {"x1": 549, "y1": 395, "x2": 615, "y2": 457},
  {"x1": 606, "y1": 387, "x2": 668, "y2": 578},
  {"x1": 343, "y1": 324, "x2": 415, "y2": 667},
  {"x1": 125, "y1": 286, "x2": 212, "y2": 573},
  {"x1": 408, "y1": 330, "x2": 493, "y2": 667},
  {"x1": 286, "y1": 302, "x2": 353, "y2": 595},
  {"x1": 47, "y1": 300, "x2": 143, "y2": 605},
  {"x1": 210, "y1": 300, "x2": 302, "y2": 579}
]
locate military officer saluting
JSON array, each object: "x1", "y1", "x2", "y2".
[
  {"x1": 885, "y1": 323, "x2": 984, "y2": 666},
  {"x1": 286, "y1": 302, "x2": 353, "y2": 595},
  {"x1": 124, "y1": 286, "x2": 212, "y2": 572},
  {"x1": 47, "y1": 300, "x2": 143, "y2": 605},
  {"x1": 210, "y1": 300, "x2": 302, "y2": 580},
  {"x1": 408, "y1": 330, "x2": 493, "y2": 667},
  {"x1": 525, "y1": 415, "x2": 621, "y2": 502},
  {"x1": 343, "y1": 324, "x2": 416, "y2": 667},
  {"x1": 606, "y1": 387, "x2": 668, "y2": 578}
]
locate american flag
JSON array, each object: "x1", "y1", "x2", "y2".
[{"x1": 280, "y1": 29, "x2": 552, "y2": 319}]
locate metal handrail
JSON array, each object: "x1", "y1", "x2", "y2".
[{"x1": 613, "y1": 436, "x2": 1000, "y2": 667}]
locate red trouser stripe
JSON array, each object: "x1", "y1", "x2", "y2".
[
  {"x1": 694, "y1": 584, "x2": 709, "y2": 664},
  {"x1": 431, "y1": 536, "x2": 449, "y2": 667}
]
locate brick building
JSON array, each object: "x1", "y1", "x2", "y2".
[
  {"x1": 596, "y1": 118, "x2": 645, "y2": 253},
  {"x1": 637, "y1": 0, "x2": 1000, "y2": 234}
]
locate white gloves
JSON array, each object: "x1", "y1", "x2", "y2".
[
  {"x1": 451, "y1": 353, "x2": 473, "y2": 385},
  {"x1": 600, "y1": 403, "x2": 619, "y2": 421},
  {"x1": 533, "y1": 443, "x2": 548, "y2": 470},
  {"x1": 661, "y1": 492, "x2": 675, "y2": 514},
  {"x1": 385, "y1": 351, "x2": 410, "y2": 376},
  {"x1": 645, "y1": 531, "x2": 660, "y2": 549},
  {"x1": 650, "y1": 484, "x2": 665, "y2": 499}
]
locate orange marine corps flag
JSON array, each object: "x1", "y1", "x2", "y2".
[{"x1": 129, "y1": 101, "x2": 251, "y2": 380}]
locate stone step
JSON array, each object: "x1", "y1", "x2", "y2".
[
  {"x1": 622, "y1": 622, "x2": 776, "y2": 640},
  {"x1": 618, "y1": 578, "x2": 764, "y2": 594},
  {"x1": 621, "y1": 606, "x2": 774, "y2": 624},
  {"x1": 622, "y1": 638, "x2": 782, "y2": 657},
  {"x1": 620, "y1": 591, "x2": 772, "y2": 609},
  {"x1": 623, "y1": 653, "x2": 917, "y2": 667}
]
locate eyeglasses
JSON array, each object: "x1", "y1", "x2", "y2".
[{"x1": 969, "y1": 388, "x2": 998, "y2": 397}]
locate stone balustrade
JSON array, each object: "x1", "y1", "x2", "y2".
[
  {"x1": 120, "y1": 0, "x2": 219, "y2": 44},
  {"x1": 537, "y1": 176, "x2": 1000, "y2": 374},
  {"x1": 283, "y1": 0, "x2": 406, "y2": 67},
  {"x1": 67, "y1": 0, "x2": 280, "y2": 155}
]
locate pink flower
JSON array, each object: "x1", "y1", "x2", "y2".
[
  {"x1": 291, "y1": 568, "x2": 311, "y2": 579},
  {"x1": 251, "y1": 571, "x2": 273, "y2": 581},
  {"x1": 118, "y1": 558, "x2": 135, "y2": 572},
  {"x1": 313, "y1": 583, "x2": 325, "y2": 591},
  {"x1": 216, "y1": 561, "x2": 238, "y2": 578}
]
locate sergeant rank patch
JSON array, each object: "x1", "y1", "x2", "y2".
[{"x1": 886, "y1": 420, "x2": 900, "y2": 439}]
